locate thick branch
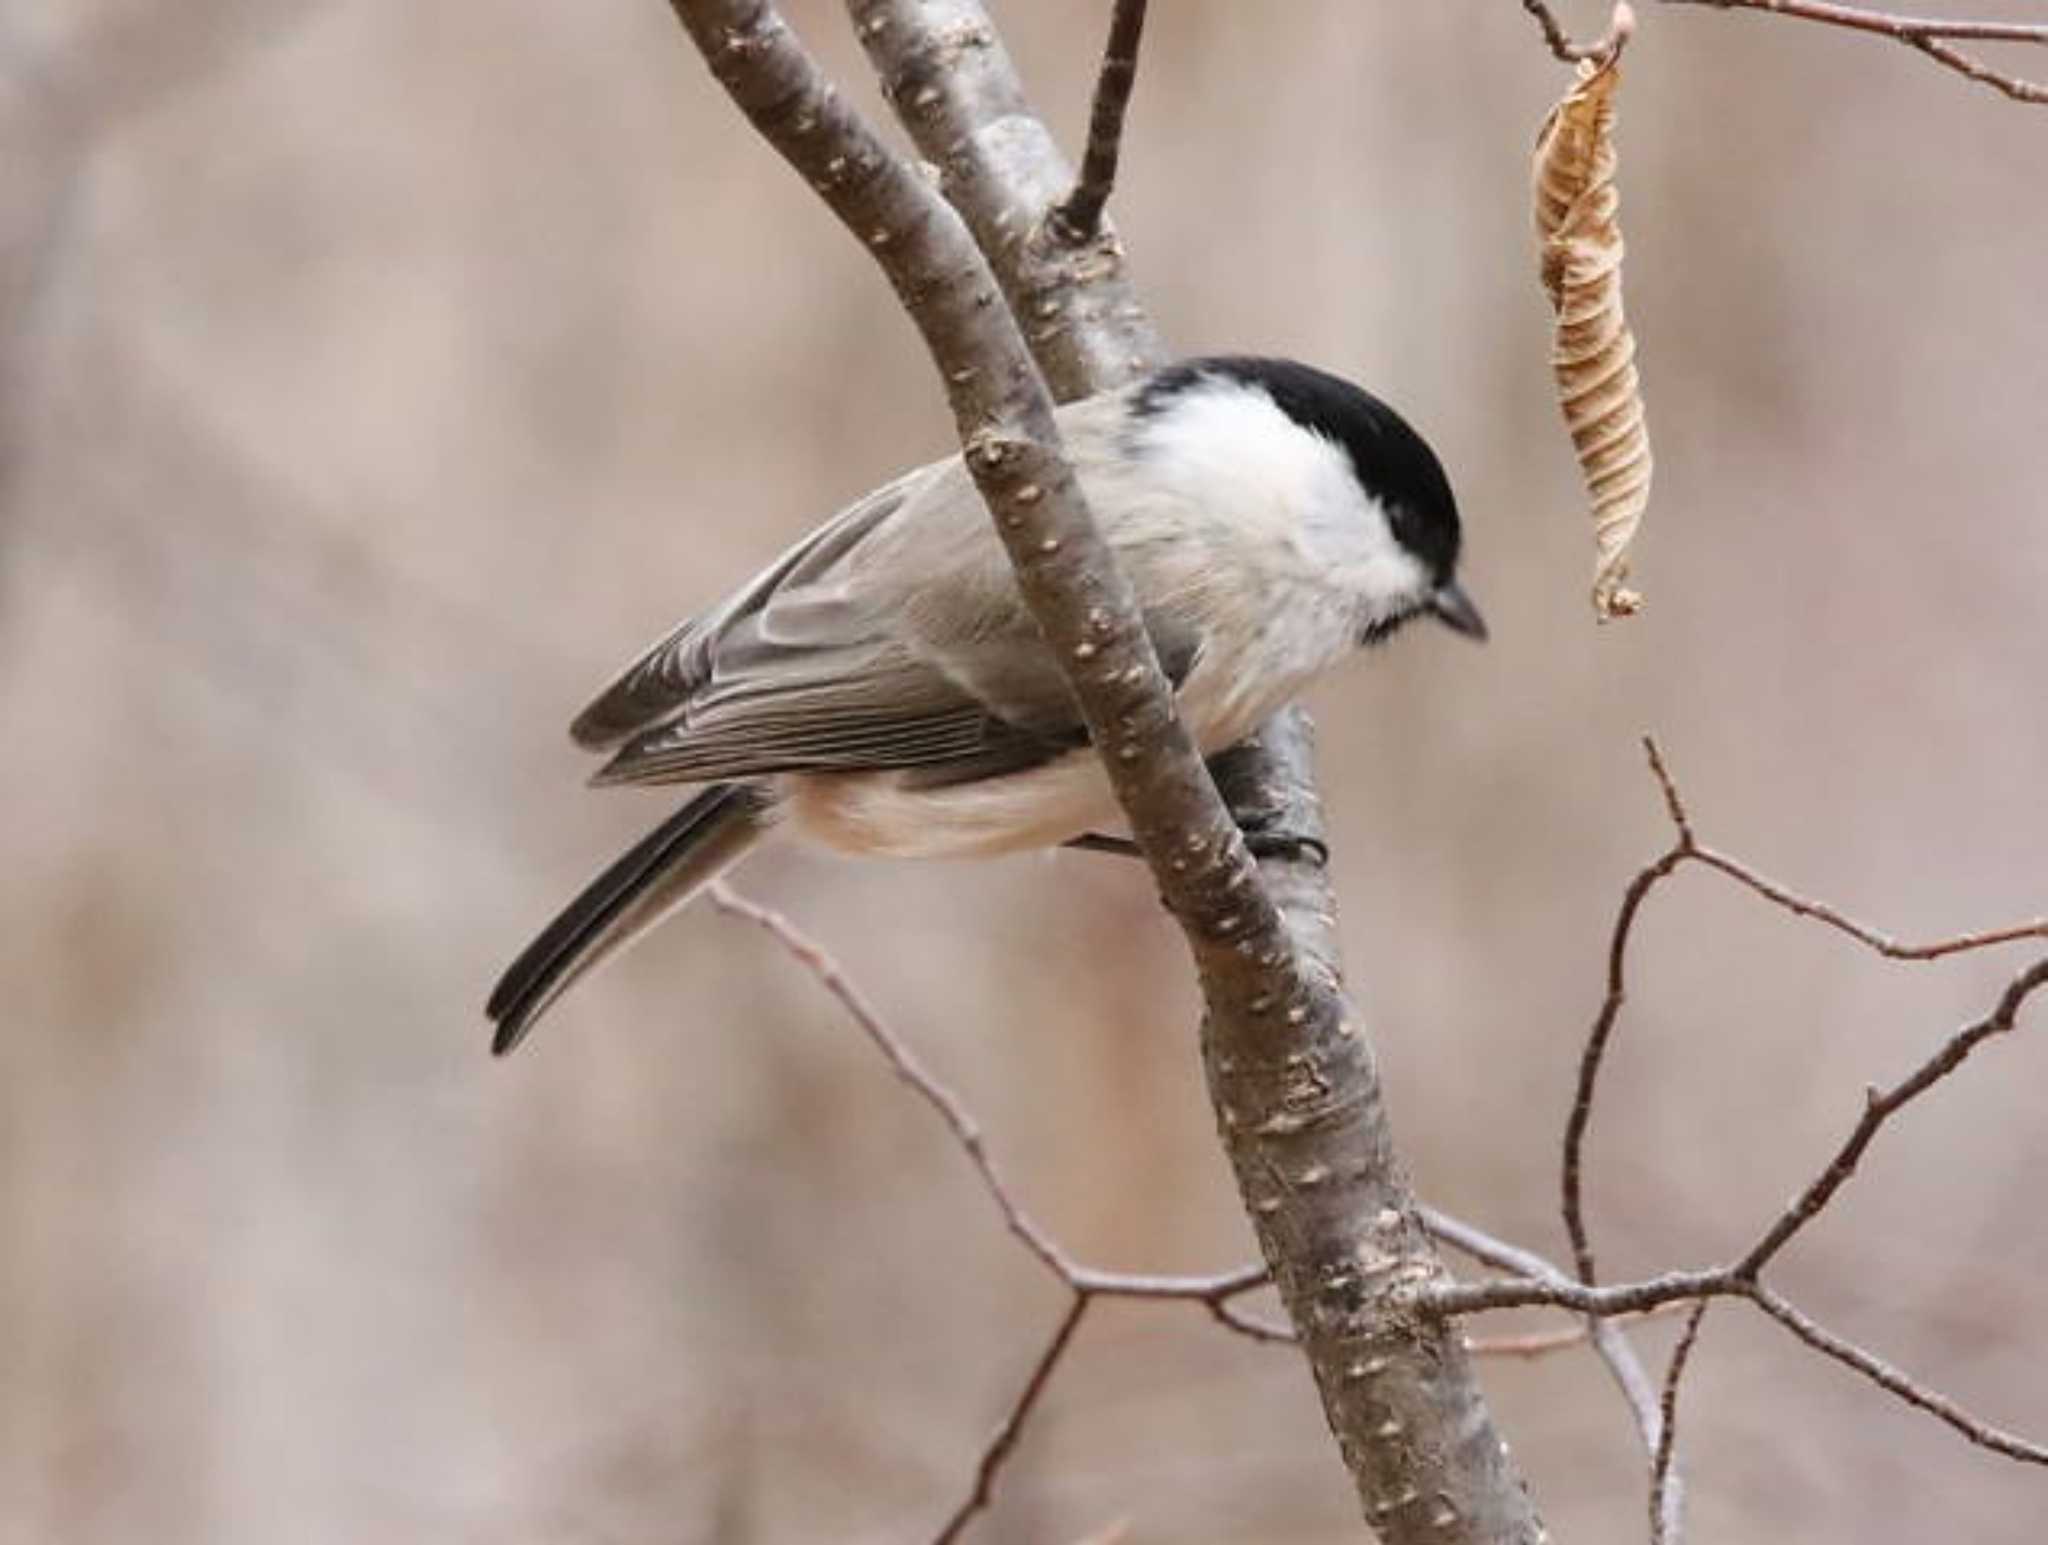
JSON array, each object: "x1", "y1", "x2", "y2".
[
  {"x1": 839, "y1": 4, "x2": 1543, "y2": 1538},
  {"x1": 845, "y1": 0, "x2": 1163, "y2": 399},
  {"x1": 668, "y1": 3, "x2": 1540, "y2": 1535},
  {"x1": 1661, "y1": 0, "x2": 2048, "y2": 103},
  {"x1": 663, "y1": 0, "x2": 1246, "y2": 955}
]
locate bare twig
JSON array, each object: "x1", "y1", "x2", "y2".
[
  {"x1": 1432, "y1": 910, "x2": 2048, "y2": 1483},
  {"x1": 715, "y1": 877, "x2": 1701, "y2": 1525},
  {"x1": 710, "y1": 881, "x2": 1273, "y2": 1311},
  {"x1": 843, "y1": 0, "x2": 1163, "y2": 398},
  {"x1": 1661, "y1": 0, "x2": 2048, "y2": 104},
  {"x1": 1423, "y1": 1267, "x2": 2048, "y2": 1465},
  {"x1": 1738, "y1": 955, "x2": 2048, "y2": 1277},
  {"x1": 1564, "y1": 739, "x2": 2048, "y2": 1288},
  {"x1": 1461, "y1": 743, "x2": 2048, "y2": 1526},
  {"x1": 1049, "y1": 0, "x2": 1149, "y2": 242},
  {"x1": 936, "y1": 1295, "x2": 1091, "y2": 1545},
  {"x1": 1420, "y1": 1203, "x2": 1678, "y2": 1503},
  {"x1": 1465, "y1": 1301, "x2": 1695, "y2": 1359},
  {"x1": 1649, "y1": 1303, "x2": 1708, "y2": 1545},
  {"x1": 1563, "y1": 839, "x2": 1688, "y2": 1283},
  {"x1": 1521, "y1": 0, "x2": 1640, "y2": 63},
  {"x1": 712, "y1": 880, "x2": 1304, "y2": 1531},
  {"x1": 1748, "y1": 1282, "x2": 2048, "y2": 1465}
]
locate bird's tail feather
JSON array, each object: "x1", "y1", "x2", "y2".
[{"x1": 487, "y1": 783, "x2": 774, "y2": 1055}]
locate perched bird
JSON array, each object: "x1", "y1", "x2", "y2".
[{"x1": 487, "y1": 356, "x2": 1485, "y2": 1053}]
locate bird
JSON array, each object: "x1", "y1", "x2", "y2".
[{"x1": 487, "y1": 355, "x2": 1485, "y2": 1054}]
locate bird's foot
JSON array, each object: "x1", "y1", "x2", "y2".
[
  {"x1": 1063, "y1": 827, "x2": 1328, "y2": 868},
  {"x1": 1241, "y1": 829, "x2": 1329, "y2": 868}
]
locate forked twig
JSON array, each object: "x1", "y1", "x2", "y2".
[
  {"x1": 710, "y1": 881, "x2": 1278, "y2": 1540},
  {"x1": 1660, "y1": 0, "x2": 2048, "y2": 104},
  {"x1": 1423, "y1": 740, "x2": 2048, "y2": 1533},
  {"x1": 1564, "y1": 737, "x2": 2047, "y2": 1286},
  {"x1": 1521, "y1": 0, "x2": 1638, "y2": 62}
]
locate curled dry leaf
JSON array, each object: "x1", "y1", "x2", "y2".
[{"x1": 1533, "y1": 30, "x2": 1652, "y2": 620}]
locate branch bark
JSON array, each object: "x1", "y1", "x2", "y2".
[
  {"x1": 1659, "y1": 0, "x2": 2048, "y2": 103},
  {"x1": 665, "y1": 1, "x2": 1542, "y2": 1536}
]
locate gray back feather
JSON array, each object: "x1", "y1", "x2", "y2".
[{"x1": 573, "y1": 390, "x2": 1199, "y2": 788}]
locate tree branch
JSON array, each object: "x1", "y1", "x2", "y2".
[
  {"x1": 1649, "y1": 1303, "x2": 1708, "y2": 1545},
  {"x1": 1422, "y1": 789, "x2": 2048, "y2": 1495},
  {"x1": 845, "y1": 0, "x2": 1162, "y2": 400},
  {"x1": 832, "y1": 5, "x2": 1544, "y2": 1537},
  {"x1": 1048, "y1": 0, "x2": 1149, "y2": 242},
  {"x1": 1520, "y1": 0, "x2": 1639, "y2": 63},
  {"x1": 1563, "y1": 738, "x2": 2048, "y2": 1291},
  {"x1": 936, "y1": 1295, "x2": 1091, "y2": 1545},
  {"x1": 1660, "y1": 0, "x2": 2048, "y2": 103},
  {"x1": 1421, "y1": 1201, "x2": 1684, "y2": 1529}
]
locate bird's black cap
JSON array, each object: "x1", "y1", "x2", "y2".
[{"x1": 1135, "y1": 355, "x2": 1463, "y2": 586}]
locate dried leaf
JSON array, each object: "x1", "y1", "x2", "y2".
[{"x1": 1533, "y1": 34, "x2": 1652, "y2": 621}]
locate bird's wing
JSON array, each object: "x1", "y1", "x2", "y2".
[
  {"x1": 577, "y1": 390, "x2": 1197, "y2": 788},
  {"x1": 569, "y1": 464, "x2": 931, "y2": 750}
]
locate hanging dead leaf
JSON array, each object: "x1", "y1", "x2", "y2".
[{"x1": 1533, "y1": 12, "x2": 1651, "y2": 621}]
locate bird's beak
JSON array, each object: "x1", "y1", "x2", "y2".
[{"x1": 1429, "y1": 580, "x2": 1489, "y2": 642}]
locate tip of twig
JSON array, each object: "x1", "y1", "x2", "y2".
[
  {"x1": 1584, "y1": 2, "x2": 1637, "y2": 67},
  {"x1": 1528, "y1": 0, "x2": 1637, "y2": 66},
  {"x1": 1641, "y1": 735, "x2": 1694, "y2": 845}
]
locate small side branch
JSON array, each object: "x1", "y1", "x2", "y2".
[
  {"x1": 1541, "y1": 740, "x2": 2048, "y2": 1520},
  {"x1": 935, "y1": 1295, "x2": 1091, "y2": 1545},
  {"x1": 712, "y1": 882, "x2": 1288, "y2": 1535},
  {"x1": 1660, "y1": 0, "x2": 2048, "y2": 104},
  {"x1": 1563, "y1": 737, "x2": 2047, "y2": 1286},
  {"x1": 1521, "y1": 0, "x2": 1639, "y2": 63},
  {"x1": 1422, "y1": 1266, "x2": 2048, "y2": 1468},
  {"x1": 1649, "y1": 1304, "x2": 1708, "y2": 1545},
  {"x1": 1049, "y1": 0, "x2": 1149, "y2": 242}
]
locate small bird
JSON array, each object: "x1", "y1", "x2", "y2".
[{"x1": 487, "y1": 356, "x2": 1485, "y2": 1053}]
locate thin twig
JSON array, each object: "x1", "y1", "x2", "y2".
[
  {"x1": 709, "y1": 881, "x2": 1073, "y2": 1281},
  {"x1": 712, "y1": 879, "x2": 1306, "y2": 1534},
  {"x1": 935, "y1": 1294, "x2": 1091, "y2": 1545},
  {"x1": 1748, "y1": 1283, "x2": 2048, "y2": 1465},
  {"x1": 1736, "y1": 956, "x2": 2048, "y2": 1278},
  {"x1": 1465, "y1": 1300, "x2": 1695, "y2": 1359},
  {"x1": 1420, "y1": 1206, "x2": 1674, "y2": 1469},
  {"x1": 1562, "y1": 736, "x2": 2046, "y2": 1286},
  {"x1": 1563, "y1": 841, "x2": 1687, "y2": 1284},
  {"x1": 1686, "y1": 845, "x2": 2048, "y2": 961},
  {"x1": 1432, "y1": 950, "x2": 2048, "y2": 1483},
  {"x1": 1649, "y1": 1303, "x2": 1707, "y2": 1545},
  {"x1": 1049, "y1": 0, "x2": 1148, "y2": 241},
  {"x1": 1422, "y1": 1268, "x2": 2048, "y2": 1467},
  {"x1": 715, "y1": 878, "x2": 1691, "y2": 1527},
  {"x1": 710, "y1": 880, "x2": 1274, "y2": 1317},
  {"x1": 1520, "y1": 0, "x2": 1639, "y2": 63},
  {"x1": 1661, "y1": 0, "x2": 2048, "y2": 104}
]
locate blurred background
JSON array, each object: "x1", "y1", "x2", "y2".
[{"x1": 4, "y1": 2, "x2": 2045, "y2": 1540}]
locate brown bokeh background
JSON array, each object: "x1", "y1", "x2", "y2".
[{"x1": 5, "y1": 3, "x2": 2045, "y2": 1541}]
